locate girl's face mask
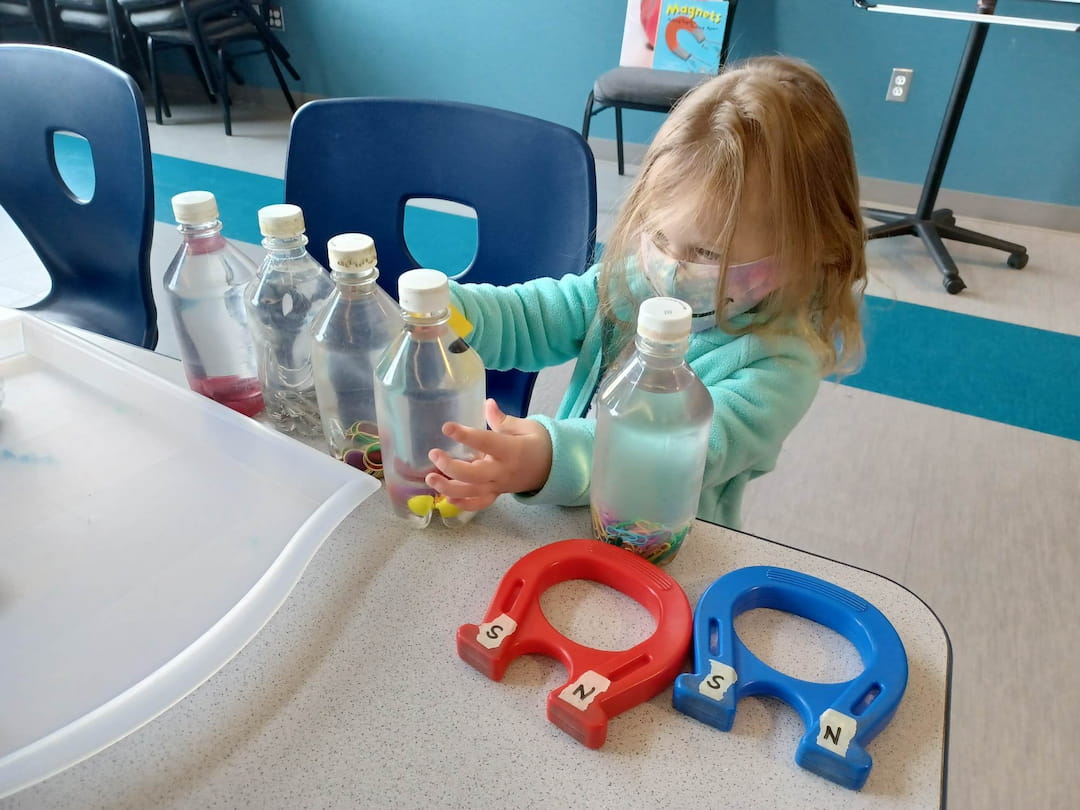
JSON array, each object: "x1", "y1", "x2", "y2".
[{"x1": 639, "y1": 233, "x2": 781, "y2": 331}]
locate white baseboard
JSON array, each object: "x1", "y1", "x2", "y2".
[{"x1": 859, "y1": 176, "x2": 1080, "y2": 233}]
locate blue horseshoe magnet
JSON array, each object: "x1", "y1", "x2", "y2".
[{"x1": 672, "y1": 566, "x2": 908, "y2": 790}]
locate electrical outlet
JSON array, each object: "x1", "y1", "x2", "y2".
[
  {"x1": 267, "y1": 5, "x2": 284, "y2": 31},
  {"x1": 886, "y1": 68, "x2": 913, "y2": 103}
]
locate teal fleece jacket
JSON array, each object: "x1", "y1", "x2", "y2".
[{"x1": 449, "y1": 266, "x2": 821, "y2": 528}]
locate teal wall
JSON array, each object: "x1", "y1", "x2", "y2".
[{"x1": 260, "y1": 0, "x2": 1079, "y2": 206}]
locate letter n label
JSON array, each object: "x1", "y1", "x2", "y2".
[
  {"x1": 816, "y1": 709, "x2": 857, "y2": 757},
  {"x1": 558, "y1": 671, "x2": 611, "y2": 712}
]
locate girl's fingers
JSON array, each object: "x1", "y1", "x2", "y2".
[
  {"x1": 484, "y1": 398, "x2": 525, "y2": 435},
  {"x1": 428, "y1": 449, "x2": 496, "y2": 484},
  {"x1": 445, "y1": 494, "x2": 497, "y2": 512},
  {"x1": 425, "y1": 471, "x2": 491, "y2": 500},
  {"x1": 442, "y1": 421, "x2": 510, "y2": 456}
]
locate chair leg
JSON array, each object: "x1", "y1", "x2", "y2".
[
  {"x1": 914, "y1": 220, "x2": 967, "y2": 294},
  {"x1": 937, "y1": 221, "x2": 1027, "y2": 257},
  {"x1": 217, "y1": 46, "x2": 232, "y2": 136},
  {"x1": 239, "y1": 2, "x2": 301, "y2": 80},
  {"x1": 863, "y1": 207, "x2": 909, "y2": 225},
  {"x1": 41, "y1": 0, "x2": 58, "y2": 45},
  {"x1": 108, "y1": 16, "x2": 124, "y2": 67},
  {"x1": 184, "y1": 45, "x2": 215, "y2": 102},
  {"x1": 867, "y1": 219, "x2": 916, "y2": 240},
  {"x1": 264, "y1": 44, "x2": 298, "y2": 112},
  {"x1": 148, "y1": 37, "x2": 169, "y2": 123},
  {"x1": 615, "y1": 105, "x2": 625, "y2": 176},
  {"x1": 118, "y1": 6, "x2": 150, "y2": 85},
  {"x1": 184, "y1": 15, "x2": 218, "y2": 103},
  {"x1": 582, "y1": 90, "x2": 594, "y2": 139}
]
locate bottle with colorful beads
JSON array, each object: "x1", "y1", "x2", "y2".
[
  {"x1": 163, "y1": 191, "x2": 264, "y2": 416},
  {"x1": 311, "y1": 233, "x2": 401, "y2": 476},
  {"x1": 590, "y1": 297, "x2": 713, "y2": 565},
  {"x1": 374, "y1": 269, "x2": 486, "y2": 527},
  {"x1": 245, "y1": 204, "x2": 335, "y2": 437}
]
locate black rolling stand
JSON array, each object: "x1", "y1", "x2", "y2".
[{"x1": 860, "y1": 0, "x2": 1029, "y2": 294}]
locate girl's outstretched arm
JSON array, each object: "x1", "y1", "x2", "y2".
[{"x1": 449, "y1": 267, "x2": 599, "y2": 372}]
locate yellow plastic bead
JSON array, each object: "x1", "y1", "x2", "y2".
[
  {"x1": 407, "y1": 495, "x2": 435, "y2": 516},
  {"x1": 435, "y1": 498, "x2": 462, "y2": 518}
]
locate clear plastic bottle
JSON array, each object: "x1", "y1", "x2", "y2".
[
  {"x1": 374, "y1": 269, "x2": 486, "y2": 527},
  {"x1": 311, "y1": 233, "x2": 401, "y2": 475},
  {"x1": 590, "y1": 297, "x2": 714, "y2": 565},
  {"x1": 163, "y1": 191, "x2": 263, "y2": 416},
  {"x1": 245, "y1": 204, "x2": 335, "y2": 437}
]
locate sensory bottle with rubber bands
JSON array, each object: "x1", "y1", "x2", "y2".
[
  {"x1": 374, "y1": 269, "x2": 486, "y2": 527},
  {"x1": 590, "y1": 297, "x2": 713, "y2": 565},
  {"x1": 163, "y1": 191, "x2": 263, "y2": 417},
  {"x1": 311, "y1": 234, "x2": 401, "y2": 476}
]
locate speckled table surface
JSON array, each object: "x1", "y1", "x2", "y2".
[{"x1": 3, "y1": 334, "x2": 950, "y2": 809}]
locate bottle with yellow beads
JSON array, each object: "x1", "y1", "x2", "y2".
[{"x1": 373, "y1": 269, "x2": 486, "y2": 527}]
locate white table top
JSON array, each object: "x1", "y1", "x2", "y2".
[{"x1": 2, "y1": 329, "x2": 951, "y2": 809}]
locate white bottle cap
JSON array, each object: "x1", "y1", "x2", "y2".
[
  {"x1": 171, "y1": 190, "x2": 219, "y2": 224},
  {"x1": 637, "y1": 297, "x2": 692, "y2": 341},
  {"x1": 258, "y1": 204, "x2": 306, "y2": 238},
  {"x1": 398, "y1": 268, "x2": 449, "y2": 314},
  {"x1": 327, "y1": 233, "x2": 377, "y2": 274}
]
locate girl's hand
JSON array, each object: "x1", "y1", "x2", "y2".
[{"x1": 425, "y1": 399, "x2": 553, "y2": 512}]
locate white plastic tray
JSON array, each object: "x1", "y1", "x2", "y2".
[{"x1": 0, "y1": 309, "x2": 379, "y2": 797}]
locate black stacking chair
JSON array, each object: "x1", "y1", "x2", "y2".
[{"x1": 118, "y1": 0, "x2": 299, "y2": 135}]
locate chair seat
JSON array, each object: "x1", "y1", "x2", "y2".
[
  {"x1": 149, "y1": 16, "x2": 253, "y2": 45},
  {"x1": 52, "y1": 0, "x2": 107, "y2": 10},
  {"x1": 58, "y1": 8, "x2": 113, "y2": 31},
  {"x1": 127, "y1": 0, "x2": 232, "y2": 30},
  {"x1": 593, "y1": 66, "x2": 709, "y2": 108},
  {"x1": 0, "y1": 2, "x2": 34, "y2": 19}
]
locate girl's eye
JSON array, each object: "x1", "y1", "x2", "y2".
[{"x1": 693, "y1": 247, "x2": 721, "y2": 262}]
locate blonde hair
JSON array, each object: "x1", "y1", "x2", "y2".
[{"x1": 599, "y1": 56, "x2": 867, "y2": 377}]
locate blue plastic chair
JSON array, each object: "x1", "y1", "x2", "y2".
[
  {"x1": 0, "y1": 44, "x2": 157, "y2": 348},
  {"x1": 284, "y1": 98, "x2": 597, "y2": 419}
]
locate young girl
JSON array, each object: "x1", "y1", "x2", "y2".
[{"x1": 425, "y1": 56, "x2": 867, "y2": 529}]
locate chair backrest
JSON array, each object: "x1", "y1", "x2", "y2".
[
  {"x1": 285, "y1": 98, "x2": 597, "y2": 417},
  {"x1": 0, "y1": 44, "x2": 157, "y2": 347}
]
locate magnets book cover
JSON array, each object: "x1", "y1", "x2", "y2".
[{"x1": 650, "y1": 2, "x2": 731, "y2": 74}]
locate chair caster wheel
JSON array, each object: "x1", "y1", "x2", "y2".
[
  {"x1": 943, "y1": 277, "x2": 966, "y2": 295},
  {"x1": 1007, "y1": 252, "x2": 1028, "y2": 269}
]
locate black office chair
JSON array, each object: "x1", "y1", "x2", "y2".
[
  {"x1": 0, "y1": 44, "x2": 158, "y2": 348},
  {"x1": 0, "y1": 0, "x2": 54, "y2": 42},
  {"x1": 582, "y1": 0, "x2": 739, "y2": 175},
  {"x1": 284, "y1": 99, "x2": 598, "y2": 418},
  {"x1": 119, "y1": 0, "x2": 299, "y2": 135}
]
